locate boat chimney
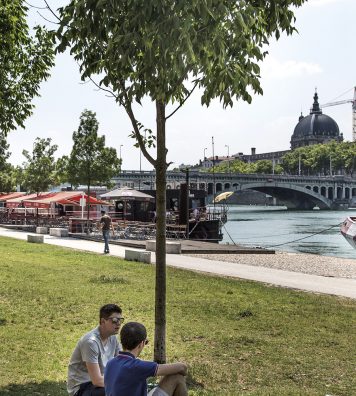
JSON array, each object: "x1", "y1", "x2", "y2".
[{"x1": 251, "y1": 147, "x2": 256, "y2": 155}]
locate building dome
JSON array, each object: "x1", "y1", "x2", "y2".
[{"x1": 290, "y1": 92, "x2": 343, "y2": 149}]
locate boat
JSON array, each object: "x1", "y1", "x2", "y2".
[
  {"x1": 340, "y1": 216, "x2": 356, "y2": 248},
  {"x1": 100, "y1": 187, "x2": 226, "y2": 243}
]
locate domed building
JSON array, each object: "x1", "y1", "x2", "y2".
[{"x1": 290, "y1": 91, "x2": 343, "y2": 149}]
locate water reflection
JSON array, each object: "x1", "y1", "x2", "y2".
[{"x1": 223, "y1": 205, "x2": 355, "y2": 259}]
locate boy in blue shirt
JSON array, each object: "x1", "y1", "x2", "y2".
[{"x1": 105, "y1": 322, "x2": 187, "y2": 396}]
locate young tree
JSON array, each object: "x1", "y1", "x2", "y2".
[
  {"x1": 0, "y1": 163, "x2": 17, "y2": 192},
  {"x1": 22, "y1": 137, "x2": 58, "y2": 193},
  {"x1": 67, "y1": 110, "x2": 120, "y2": 220},
  {"x1": 0, "y1": 0, "x2": 54, "y2": 137},
  {"x1": 55, "y1": 0, "x2": 306, "y2": 362}
]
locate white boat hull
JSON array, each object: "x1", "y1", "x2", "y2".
[{"x1": 340, "y1": 217, "x2": 356, "y2": 249}]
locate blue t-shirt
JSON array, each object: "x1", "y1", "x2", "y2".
[{"x1": 105, "y1": 351, "x2": 158, "y2": 396}]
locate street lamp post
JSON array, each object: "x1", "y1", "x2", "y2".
[
  {"x1": 119, "y1": 144, "x2": 123, "y2": 171},
  {"x1": 225, "y1": 144, "x2": 230, "y2": 177},
  {"x1": 139, "y1": 131, "x2": 146, "y2": 190},
  {"x1": 212, "y1": 136, "x2": 215, "y2": 211}
]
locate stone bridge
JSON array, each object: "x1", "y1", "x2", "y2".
[{"x1": 113, "y1": 171, "x2": 356, "y2": 210}]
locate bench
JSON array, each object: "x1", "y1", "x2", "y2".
[
  {"x1": 27, "y1": 234, "x2": 44, "y2": 244},
  {"x1": 36, "y1": 226, "x2": 48, "y2": 234},
  {"x1": 125, "y1": 249, "x2": 151, "y2": 264},
  {"x1": 49, "y1": 228, "x2": 69, "y2": 237},
  {"x1": 146, "y1": 240, "x2": 181, "y2": 254}
]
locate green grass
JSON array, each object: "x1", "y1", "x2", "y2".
[{"x1": 0, "y1": 236, "x2": 355, "y2": 396}]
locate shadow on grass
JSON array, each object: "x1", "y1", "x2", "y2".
[{"x1": 0, "y1": 381, "x2": 67, "y2": 396}]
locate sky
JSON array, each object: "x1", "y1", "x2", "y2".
[{"x1": 7, "y1": 0, "x2": 356, "y2": 170}]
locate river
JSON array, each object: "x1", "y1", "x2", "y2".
[{"x1": 221, "y1": 205, "x2": 356, "y2": 259}]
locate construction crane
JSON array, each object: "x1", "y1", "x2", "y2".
[{"x1": 321, "y1": 87, "x2": 356, "y2": 141}]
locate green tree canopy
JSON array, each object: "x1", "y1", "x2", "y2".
[
  {"x1": 281, "y1": 141, "x2": 356, "y2": 176},
  {"x1": 22, "y1": 137, "x2": 58, "y2": 193},
  {"x1": 55, "y1": 0, "x2": 306, "y2": 362},
  {"x1": 67, "y1": 109, "x2": 120, "y2": 195},
  {"x1": 0, "y1": 0, "x2": 54, "y2": 137}
]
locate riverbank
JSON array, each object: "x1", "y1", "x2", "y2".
[{"x1": 187, "y1": 251, "x2": 356, "y2": 279}]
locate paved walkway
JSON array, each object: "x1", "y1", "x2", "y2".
[{"x1": 1, "y1": 227, "x2": 355, "y2": 299}]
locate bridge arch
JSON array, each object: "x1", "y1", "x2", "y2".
[
  {"x1": 238, "y1": 181, "x2": 333, "y2": 210},
  {"x1": 345, "y1": 187, "x2": 350, "y2": 199},
  {"x1": 337, "y1": 186, "x2": 343, "y2": 199},
  {"x1": 207, "y1": 183, "x2": 214, "y2": 195},
  {"x1": 328, "y1": 187, "x2": 333, "y2": 199}
]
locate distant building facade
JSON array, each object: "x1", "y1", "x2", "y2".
[
  {"x1": 290, "y1": 91, "x2": 343, "y2": 149},
  {"x1": 212, "y1": 91, "x2": 344, "y2": 168}
]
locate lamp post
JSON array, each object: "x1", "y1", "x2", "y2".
[
  {"x1": 119, "y1": 144, "x2": 123, "y2": 170},
  {"x1": 139, "y1": 131, "x2": 146, "y2": 190},
  {"x1": 329, "y1": 154, "x2": 332, "y2": 176},
  {"x1": 212, "y1": 136, "x2": 215, "y2": 211},
  {"x1": 225, "y1": 144, "x2": 230, "y2": 177},
  {"x1": 298, "y1": 153, "x2": 301, "y2": 176}
]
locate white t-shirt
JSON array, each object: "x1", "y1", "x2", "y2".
[{"x1": 67, "y1": 326, "x2": 120, "y2": 395}]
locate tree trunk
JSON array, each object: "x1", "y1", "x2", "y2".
[{"x1": 154, "y1": 100, "x2": 167, "y2": 363}]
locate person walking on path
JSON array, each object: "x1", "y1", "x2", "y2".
[
  {"x1": 105, "y1": 322, "x2": 188, "y2": 396},
  {"x1": 100, "y1": 210, "x2": 115, "y2": 254},
  {"x1": 67, "y1": 304, "x2": 124, "y2": 396}
]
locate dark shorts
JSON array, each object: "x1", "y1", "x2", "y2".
[{"x1": 75, "y1": 382, "x2": 105, "y2": 396}]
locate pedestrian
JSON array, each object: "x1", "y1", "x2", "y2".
[
  {"x1": 67, "y1": 304, "x2": 124, "y2": 396},
  {"x1": 100, "y1": 209, "x2": 114, "y2": 254},
  {"x1": 105, "y1": 322, "x2": 188, "y2": 396}
]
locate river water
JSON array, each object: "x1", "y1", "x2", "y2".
[{"x1": 221, "y1": 205, "x2": 356, "y2": 259}]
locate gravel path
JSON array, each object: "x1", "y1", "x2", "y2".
[{"x1": 186, "y1": 251, "x2": 356, "y2": 279}]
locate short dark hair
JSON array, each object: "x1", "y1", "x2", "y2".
[
  {"x1": 99, "y1": 304, "x2": 122, "y2": 322},
  {"x1": 120, "y1": 322, "x2": 147, "y2": 350},
  {"x1": 101, "y1": 210, "x2": 106, "y2": 215}
]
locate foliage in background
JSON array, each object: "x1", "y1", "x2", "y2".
[
  {"x1": 55, "y1": 0, "x2": 307, "y2": 363},
  {"x1": 67, "y1": 110, "x2": 120, "y2": 190},
  {"x1": 281, "y1": 141, "x2": 356, "y2": 176},
  {"x1": 209, "y1": 141, "x2": 356, "y2": 176},
  {"x1": 210, "y1": 158, "x2": 283, "y2": 175},
  {"x1": 22, "y1": 137, "x2": 58, "y2": 193},
  {"x1": 0, "y1": 0, "x2": 54, "y2": 137},
  {"x1": 0, "y1": 236, "x2": 355, "y2": 396},
  {"x1": 0, "y1": 135, "x2": 16, "y2": 191}
]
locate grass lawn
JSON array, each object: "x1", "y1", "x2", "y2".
[{"x1": 0, "y1": 236, "x2": 355, "y2": 396}]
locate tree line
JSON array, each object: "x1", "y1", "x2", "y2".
[
  {"x1": 209, "y1": 140, "x2": 356, "y2": 177},
  {"x1": 0, "y1": 110, "x2": 121, "y2": 194}
]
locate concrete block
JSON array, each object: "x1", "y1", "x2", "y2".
[
  {"x1": 125, "y1": 249, "x2": 151, "y2": 264},
  {"x1": 22, "y1": 225, "x2": 36, "y2": 232},
  {"x1": 36, "y1": 226, "x2": 48, "y2": 234},
  {"x1": 145, "y1": 240, "x2": 181, "y2": 254},
  {"x1": 27, "y1": 234, "x2": 44, "y2": 243},
  {"x1": 49, "y1": 228, "x2": 69, "y2": 237}
]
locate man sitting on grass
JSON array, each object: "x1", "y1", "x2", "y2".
[
  {"x1": 105, "y1": 322, "x2": 188, "y2": 396},
  {"x1": 67, "y1": 304, "x2": 124, "y2": 396}
]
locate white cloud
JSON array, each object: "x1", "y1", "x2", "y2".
[{"x1": 261, "y1": 56, "x2": 323, "y2": 79}]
